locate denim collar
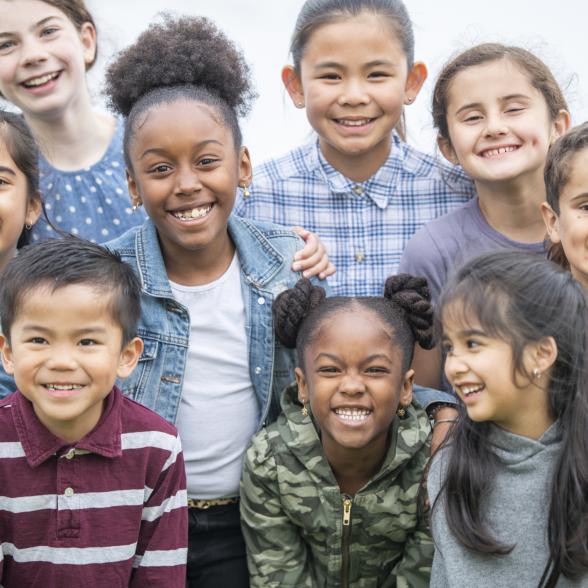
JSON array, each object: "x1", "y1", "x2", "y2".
[
  {"x1": 134, "y1": 216, "x2": 288, "y2": 298},
  {"x1": 12, "y1": 387, "x2": 123, "y2": 468}
]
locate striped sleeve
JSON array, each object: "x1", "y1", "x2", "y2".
[{"x1": 130, "y1": 433, "x2": 187, "y2": 587}]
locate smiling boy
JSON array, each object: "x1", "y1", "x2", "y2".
[{"x1": 0, "y1": 238, "x2": 187, "y2": 587}]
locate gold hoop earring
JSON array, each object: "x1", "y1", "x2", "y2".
[
  {"x1": 132, "y1": 202, "x2": 142, "y2": 212},
  {"x1": 25, "y1": 223, "x2": 32, "y2": 230}
]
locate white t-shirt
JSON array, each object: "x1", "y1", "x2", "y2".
[{"x1": 171, "y1": 254, "x2": 259, "y2": 499}]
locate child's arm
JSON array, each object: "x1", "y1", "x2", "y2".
[
  {"x1": 291, "y1": 226, "x2": 335, "y2": 280},
  {"x1": 130, "y1": 434, "x2": 188, "y2": 588},
  {"x1": 390, "y1": 503, "x2": 434, "y2": 588},
  {"x1": 240, "y1": 431, "x2": 315, "y2": 588}
]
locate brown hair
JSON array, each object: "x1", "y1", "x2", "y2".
[
  {"x1": 41, "y1": 0, "x2": 98, "y2": 69},
  {"x1": 544, "y1": 122, "x2": 588, "y2": 269},
  {"x1": 432, "y1": 43, "x2": 567, "y2": 143}
]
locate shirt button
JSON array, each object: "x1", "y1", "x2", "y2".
[
  {"x1": 65, "y1": 448, "x2": 75, "y2": 460},
  {"x1": 64, "y1": 487, "x2": 75, "y2": 498},
  {"x1": 257, "y1": 297, "x2": 265, "y2": 305},
  {"x1": 355, "y1": 252, "x2": 366, "y2": 263},
  {"x1": 352, "y1": 185, "x2": 364, "y2": 196},
  {"x1": 255, "y1": 367, "x2": 262, "y2": 375}
]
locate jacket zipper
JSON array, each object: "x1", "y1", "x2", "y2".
[{"x1": 341, "y1": 496, "x2": 353, "y2": 588}]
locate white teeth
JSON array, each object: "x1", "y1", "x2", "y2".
[
  {"x1": 173, "y1": 205, "x2": 212, "y2": 221},
  {"x1": 45, "y1": 384, "x2": 79, "y2": 391},
  {"x1": 460, "y1": 385, "x2": 484, "y2": 397},
  {"x1": 335, "y1": 408, "x2": 372, "y2": 421},
  {"x1": 23, "y1": 72, "x2": 59, "y2": 88},
  {"x1": 336, "y1": 119, "x2": 372, "y2": 127},
  {"x1": 482, "y1": 145, "x2": 518, "y2": 158}
]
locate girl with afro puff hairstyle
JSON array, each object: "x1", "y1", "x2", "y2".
[
  {"x1": 103, "y1": 15, "x2": 327, "y2": 588},
  {"x1": 240, "y1": 275, "x2": 435, "y2": 587}
]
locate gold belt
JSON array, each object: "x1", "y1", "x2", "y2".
[{"x1": 187, "y1": 497, "x2": 239, "y2": 509}]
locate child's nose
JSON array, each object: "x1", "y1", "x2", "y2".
[
  {"x1": 19, "y1": 36, "x2": 50, "y2": 68},
  {"x1": 175, "y1": 167, "x2": 202, "y2": 196},
  {"x1": 339, "y1": 372, "x2": 366, "y2": 395},
  {"x1": 444, "y1": 353, "x2": 468, "y2": 382},
  {"x1": 483, "y1": 113, "x2": 509, "y2": 137},
  {"x1": 337, "y1": 79, "x2": 369, "y2": 106},
  {"x1": 46, "y1": 346, "x2": 78, "y2": 371}
]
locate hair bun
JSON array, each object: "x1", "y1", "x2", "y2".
[
  {"x1": 384, "y1": 274, "x2": 434, "y2": 349},
  {"x1": 106, "y1": 15, "x2": 255, "y2": 117},
  {"x1": 273, "y1": 279, "x2": 326, "y2": 348}
]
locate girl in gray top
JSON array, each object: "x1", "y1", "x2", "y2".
[{"x1": 429, "y1": 251, "x2": 588, "y2": 587}]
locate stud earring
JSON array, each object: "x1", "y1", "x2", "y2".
[
  {"x1": 301, "y1": 402, "x2": 309, "y2": 417},
  {"x1": 405, "y1": 97, "x2": 413, "y2": 105},
  {"x1": 396, "y1": 406, "x2": 406, "y2": 419},
  {"x1": 533, "y1": 368, "x2": 542, "y2": 380}
]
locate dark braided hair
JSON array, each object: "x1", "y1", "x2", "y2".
[
  {"x1": 104, "y1": 15, "x2": 256, "y2": 170},
  {"x1": 273, "y1": 275, "x2": 434, "y2": 370}
]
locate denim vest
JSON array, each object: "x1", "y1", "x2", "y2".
[{"x1": 106, "y1": 215, "x2": 306, "y2": 426}]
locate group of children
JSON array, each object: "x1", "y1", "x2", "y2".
[{"x1": 0, "y1": 0, "x2": 586, "y2": 586}]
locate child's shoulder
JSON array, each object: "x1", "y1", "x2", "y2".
[{"x1": 119, "y1": 391, "x2": 179, "y2": 439}]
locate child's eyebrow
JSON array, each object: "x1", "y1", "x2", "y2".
[
  {"x1": 313, "y1": 352, "x2": 341, "y2": 363},
  {"x1": 0, "y1": 16, "x2": 64, "y2": 37},
  {"x1": 568, "y1": 192, "x2": 588, "y2": 202},
  {"x1": 0, "y1": 166, "x2": 16, "y2": 176},
  {"x1": 139, "y1": 139, "x2": 223, "y2": 160},
  {"x1": 20, "y1": 325, "x2": 109, "y2": 335}
]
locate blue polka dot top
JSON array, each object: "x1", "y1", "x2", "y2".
[{"x1": 31, "y1": 117, "x2": 146, "y2": 244}]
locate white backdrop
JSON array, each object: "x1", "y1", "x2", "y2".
[{"x1": 87, "y1": 0, "x2": 588, "y2": 164}]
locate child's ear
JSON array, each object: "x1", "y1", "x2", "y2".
[
  {"x1": 79, "y1": 21, "x2": 97, "y2": 67},
  {"x1": 550, "y1": 109, "x2": 571, "y2": 144},
  {"x1": 126, "y1": 170, "x2": 142, "y2": 209},
  {"x1": 117, "y1": 337, "x2": 143, "y2": 380},
  {"x1": 238, "y1": 146, "x2": 253, "y2": 187},
  {"x1": 525, "y1": 336, "x2": 558, "y2": 381},
  {"x1": 295, "y1": 367, "x2": 309, "y2": 404},
  {"x1": 282, "y1": 66, "x2": 305, "y2": 109},
  {"x1": 26, "y1": 194, "x2": 43, "y2": 228},
  {"x1": 0, "y1": 335, "x2": 15, "y2": 375},
  {"x1": 437, "y1": 135, "x2": 459, "y2": 166},
  {"x1": 398, "y1": 368, "x2": 414, "y2": 408},
  {"x1": 403, "y1": 62, "x2": 427, "y2": 105},
  {"x1": 540, "y1": 202, "x2": 561, "y2": 244}
]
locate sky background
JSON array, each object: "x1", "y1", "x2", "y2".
[{"x1": 86, "y1": 0, "x2": 587, "y2": 164}]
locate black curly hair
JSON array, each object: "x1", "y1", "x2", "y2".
[
  {"x1": 104, "y1": 15, "x2": 256, "y2": 170},
  {"x1": 273, "y1": 275, "x2": 434, "y2": 371}
]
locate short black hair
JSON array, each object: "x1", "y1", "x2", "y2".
[{"x1": 0, "y1": 237, "x2": 141, "y2": 345}]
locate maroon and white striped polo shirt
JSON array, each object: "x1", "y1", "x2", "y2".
[{"x1": 0, "y1": 387, "x2": 187, "y2": 587}]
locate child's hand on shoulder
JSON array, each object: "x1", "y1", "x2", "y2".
[{"x1": 291, "y1": 226, "x2": 335, "y2": 280}]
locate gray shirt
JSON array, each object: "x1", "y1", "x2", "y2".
[
  {"x1": 428, "y1": 424, "x2": 587, "y2": 587},
  {"x1": 399, "y1": 197, "x2": 545, "y2": 304}
]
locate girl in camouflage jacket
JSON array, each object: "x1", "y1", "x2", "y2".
[{"x1": 240, "y1": 276, "x2": 435, "y2": 587}]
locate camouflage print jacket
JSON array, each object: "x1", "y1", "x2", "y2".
[{"x1": 240, "y1": 384, "x2": 433, "y2": 588}]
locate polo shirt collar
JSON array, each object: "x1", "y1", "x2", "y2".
[{"x1": 12, "y1": 387, "x2": 123, "y2": 468}]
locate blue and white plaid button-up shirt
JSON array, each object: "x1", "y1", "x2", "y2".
[{"x1": 235, "y1": 134, "x2": 475, "y2": 297}]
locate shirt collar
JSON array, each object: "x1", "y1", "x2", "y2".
[
  {"x1": 307, "y1": 134, "x2": 409, "y2": 210},
  {"x1": 12, "y1": 387, "x2": 123, "y2": 468}
]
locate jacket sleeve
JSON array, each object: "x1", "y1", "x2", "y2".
[
  {"x1": 130, "y1": 433, "x2": 188, "y2": 588},
  {"x1": 390, "y1": 496, "x2": 434, "y2": 588},
  {"x1": 240, "y1": 430, "x2": 315, "y2": 588}
]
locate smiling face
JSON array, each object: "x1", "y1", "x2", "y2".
[
  {"x1": 296, "y1": 306, "x2": 413, "y2": 459},
  {"x1": 283, "y1": 12, "x2": 425, "y2": 179},
  {"x1": 0, "y1": 283, "x2": 141, "y2": 442},
  {"x1": 442, "y1": 305, "x2": 553, "y2": 437},
  {"x1": 440, "y1": 58, "x2": 566, "y2": 188},
  {"x1": 127, "y1": 99, "x2": 251, "y2": 278},
  {"x1": 0, "y1": 0, "x2": 95, "y2": 119},
  {"x1": 0, "y1": 135, "x2": 40, "y2": 270},
  {"x1": 542, "y1": 148, "x2": 588, "y2": 292}
]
